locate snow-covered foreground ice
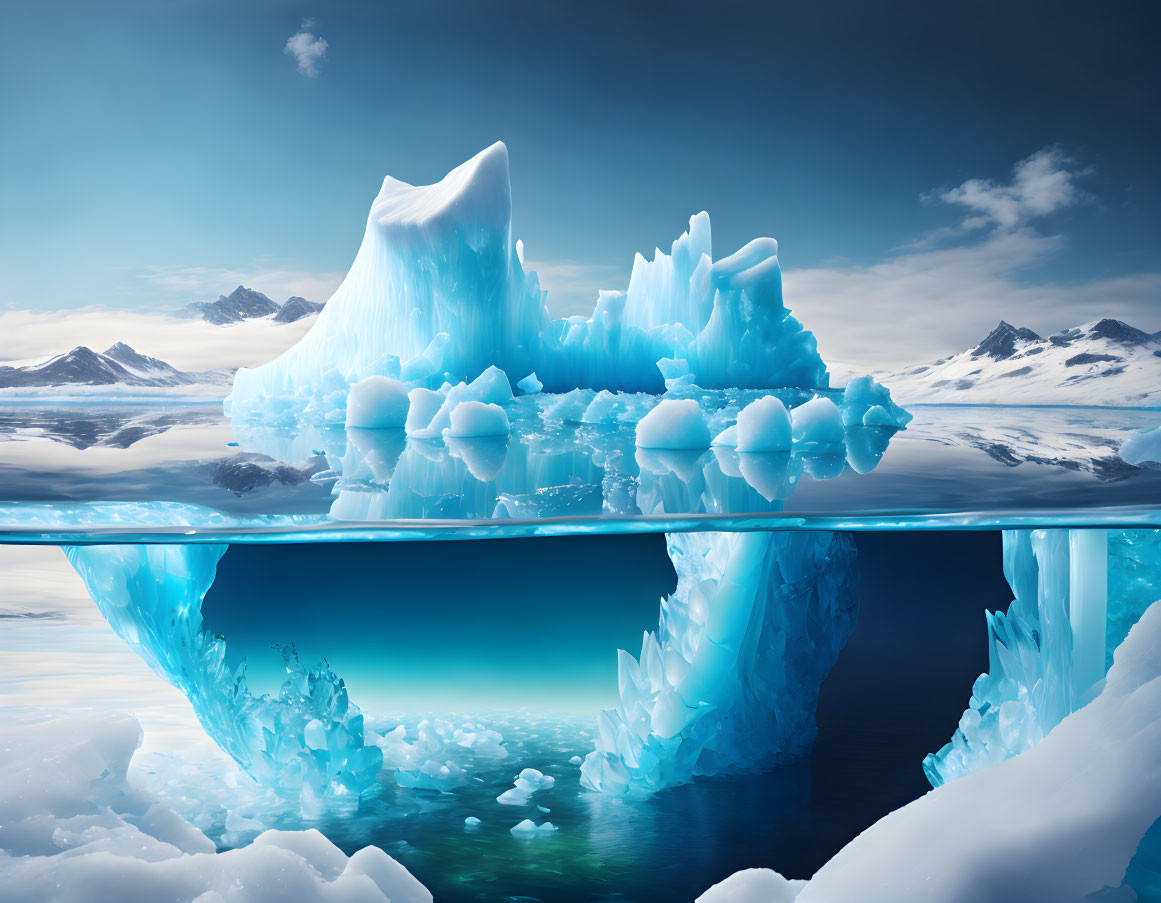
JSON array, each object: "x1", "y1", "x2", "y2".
[
  {"x1": 0, "y1": 714, "x2": 432, "y2": 903},
  {"x1": 700, "y1": 599, "x2": 1161, "y2": 903}
]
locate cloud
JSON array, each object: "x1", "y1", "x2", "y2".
[
  {"x1": 527, "y1": 257, "x2": 630, "y2": 318},
  {"x1": 138, "y1": 262, "x2": 344, "y2": 307},
  {"x1": 783, "y1": 229, "x2": 1161, "y2": 378},
  {"x1": 284, "y1": 20, "x2": 328, "y2": 78},
  {"x1": 0, "y1": 308, "x2": 314, "y2": 372},
  {"x1": 927, "y1": 146, "x2": 1089, "y2": 233}
]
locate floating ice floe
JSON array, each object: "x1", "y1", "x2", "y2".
[
  {"x1": 509, "y1": 819, "x2": 558, "y2": 837},
  {"x1": 496, "y1": 767, "x2": 556, "y2": 805}
]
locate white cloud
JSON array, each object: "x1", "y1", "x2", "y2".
[
  {"x1": 527, "y1": 257, "x2": 629, "y2": 318},
  {"x1": 284, "y1": 20, "x2": 328, "y2": 78},
  {"x1": 783, "y1": 229, "x2": 1161, "y2": 378},
  {"x1": 138, "y1": 262, "x2": 343, "y2": 306},
  {"x1": 0, "y1": 308, "x2": 314, "y2": 372},
  {"x1": 927, "y1": 146, "x2": 1089, "y2": 233}
]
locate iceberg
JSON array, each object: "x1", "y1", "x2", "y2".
[
  {"x1": 59, "y1": 541, "x2": 385, "y2": 817},
  {"x1": 580, "y1": 530, "x2": 859, "y2": 795},
  {"x1": 923, "y1": 528, "x2": 1161, "y2": 787},
  {"x1": 226, "y1": 142, "x2": 843, "y2": 425}
]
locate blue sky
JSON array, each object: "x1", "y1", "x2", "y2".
[{"x1": 1, "y1": 0, "x2": 1159, "y2": 369}]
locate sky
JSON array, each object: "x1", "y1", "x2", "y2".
[{"x1": 1, "y1": 0, "x2": 1159, "y2": 372}]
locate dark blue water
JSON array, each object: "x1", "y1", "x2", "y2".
[{"x1": 203, "y1": 531, "x2": 1010, "y2": 901}]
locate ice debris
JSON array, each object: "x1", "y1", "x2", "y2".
[
  {"x1": 496, "y1": 767, "x2": 555, "y2": 805},
  {"x1": 735, "y1": 395, "x2": 792, "y2": 452},
  {"x1": 635, "y1": 399, "x2": 711, "y2": 449},
  {"x1": 444, "y1": 400, "x2": 510, "y2": 438},
  {"x1": 464, "y1": 816, "x2": 481, "y2": 828},
  {"x1": 790, "y1": 397, "x2": 845, "y2": 447},
  {"x1": 345, "y1": 375, "x2": 410, "y2": 429},
  {"x1": 371, "y1": 718, "x2": 507, "y2": 792},
  {"x1": 1121, "y1": 425, "x2": 1161, "y2": 469},
  {"x1": 516, "y1": 372, "x2": 543, "y2": 394},
  {"x1": 509, "y1": 819, "x2": 558, "y2": 837}
]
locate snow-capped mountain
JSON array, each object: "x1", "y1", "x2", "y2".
[
  {"x1": 878, "y1": 318, "x2": 1161, "y2": 406},
  {"x1": 0, "y1": 344, "x2": 231, "y2": 399},
  {"x1": 184, "y1": 286, "x2": 324, "y2": 325},
  {"x1": 0, "y1": 344, "x2": 201, "y2": 388}
]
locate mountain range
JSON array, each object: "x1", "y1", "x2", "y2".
[
  {"x1": 878, "y1": 318, "x2": 1161, "y2": 406},
  {"x1": 0, "y1": 344, "x2": 218, "y2": 389},
  {"x1": 184, "y1": 286, "x2": 325, "y2": 325}
]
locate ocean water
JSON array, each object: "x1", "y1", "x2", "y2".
[{"x1": 195, "y1": 531, "x2": 1007, "y2": 901}]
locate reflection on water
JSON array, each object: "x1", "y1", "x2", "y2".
[{"x1": 1, "y1": 402, "x2": 1160, "y2": 534}]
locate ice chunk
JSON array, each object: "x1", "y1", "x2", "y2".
[
  {"x1": 635, "y1": 399, "x2": 711, "y2": 449},
  {"x1": 568, "y1": 755, "x2": 583, "y2": 765},
  {"x1": 344, "y1": 375, "x2": 410, "y2": 429},
  {"x1": 1122, "y1": 426, "x2": 1161, "y2": 468},
  {"x1": 509, "y1": 818, "x2": 558, "y2": 836},
  {"x1": 735, "y1": 395, "x2": 792, "y2": 452},
  {"x1": 840, "y1": 375, "x2": 912, "y2": 429},
  {"x1": 790, "y1": 397, "x2": 845, "y2": 446},
  {"x1": 464, "y1": 816, "x2": 481, "y2": 828},
  {"x1": 516, "y1": 372, "x2": 543, "y2": 395},
  {"x1": 443, "y1": 400, "x2": 510, "y2": 438},
  {"x1": 496, "y1": 767, "x2": 555, "y2": 805},
  {"x1": 541, "y1": 388, "x2": 590, "y2": 423},
  {"x1": 711, "y1": 423, "x2": 739, "y2": 447},
  {"x1": 405, "y1": 387, "x2": 446, "y2": 437}
]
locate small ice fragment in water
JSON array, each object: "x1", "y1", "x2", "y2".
[
  {"x1": 790, "y1": 396, "x2": 845, "y2": 446},
  {"x1": 1122, "y1": 426, "x2": 1161, "y2": 469},
  {"x1": 635, "y1": 399, "x2": 711, "y2": 449},
  {"x1": 443, "y1": 401, "x2": 510, "y2": 438},
  {"x1": 735, "y1": 395, "x2": 792, "y2": 453},
  {"x1": 568, "y1": 755, "x2": 583, "y2": 765},
  {"x1": 496, "y1": 767, "x2": 556, "y2": 805},
  {"x1": 464, "y1": 816, "x2": 482, "y2": 829},
  {"x1": 510, "y1": 819, "x2": 558, "y2": 836},
  {"x1": 517, "y1": 372, "x2": 543, "y2": 394},
  {"x1": 346, "y1": 375, "x2": 410, "y2": 429}
]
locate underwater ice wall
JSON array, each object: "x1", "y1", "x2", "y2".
[
  {"x1": 924, "y1": 528, "x2": 1161, "y2": 788},
  {"x1": 581, "y1": 530, "x2": 859, "y2": 795},
  {"x1": 61, "y1": 540, "x2": 384, "y2": 817},
  {"x1": 227, "y1": 142, "x2": 833, "y2": 423}
]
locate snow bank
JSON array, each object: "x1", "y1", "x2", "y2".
[
  {"x1": 0, "y1": 714, "x2": 431, "y2": 903},
  {"x1": 700, "y1": 600, "x2": 1161, "y2": 903}
]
